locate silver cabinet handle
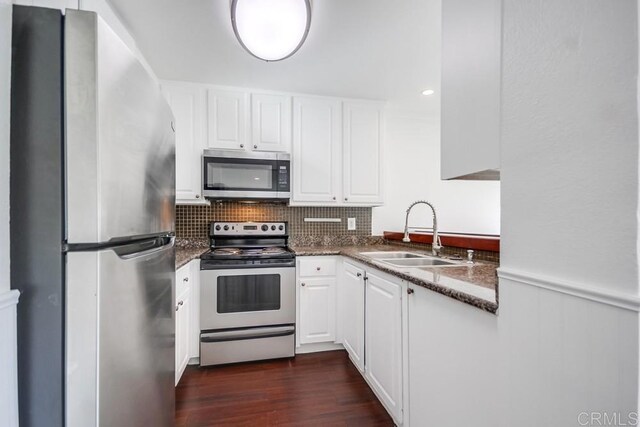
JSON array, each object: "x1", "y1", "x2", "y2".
[
  {"x1": 301, "y1": 283, "x2": 306, "y2": 287},
  {"x1": 240, "y1": 144, "x2": 244, "y2": 148},
  {"x1": 178, "y1": 300, "x2": 184, "y2": 306},
  {"x1": 253, "y1": 144, "x2": 258, "y2": 149},
  {"x1": 183, "y1": 277, "x2": 189, "y2": 282},
  {"x1": 195, "y1": 195, "x2": 200, "y2": 199},
  {"x1": 332, "y1": 196, "x2": 336, "y2": 200},
  {"x1": 356, "y1": 272, "x2": 362, "y2": 277},
  {"x1": 407, "y1": 288, "x2": 415, "y2": 295},
  {"x1": 344, "y1": 197, "x2": 348, "y2": 201},
  {"x1": 175, "y1": 300, "x2": 184, "y2": 311},
  {"x1": 316, "y1": 267, "x2": 321, "y2": 271}
]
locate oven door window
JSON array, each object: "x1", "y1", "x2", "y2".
[
  {"x1": 217, "y1": 274, "x2": 281, "y2": 313},
  {"x1": 204, "y1": 158, "x2": 277, "y2": 191}
]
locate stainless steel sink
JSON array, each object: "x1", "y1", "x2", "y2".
[
  {"x1": 359, "y1": 251, "x2": 461, "y2": 267},
  {"x1": 381, "y1": 258, "x2": 459, "y2": 267},
  {"x1": 359, "y1": 251, "x2": 428, "y2": 259}
]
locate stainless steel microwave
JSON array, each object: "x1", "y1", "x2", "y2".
[{"x1": 202, "y1": 150, "x2": 291, "y2": 201}]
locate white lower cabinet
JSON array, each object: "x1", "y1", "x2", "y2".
[
  {"x1": 298, "y1": 257, "x2": 405, "y2": 424},
  {"x1": 340, "y1": 261, "x2": 366, "y2": 372},
  {"x1": 175, "y1": 259, "x2": 200, "y2": 386},
  {"x1": 365, "y1": 271, "x2": 404, "y2": 424},
  {"x1": 175, "y1": 263, "x2": 191, "y2": 385},
  {"x1": 297, "y1": 257, "x2": 338, "y2": 346},
  {"x1": 299, "y1": 277, "x2": 336, "y2": 344}
]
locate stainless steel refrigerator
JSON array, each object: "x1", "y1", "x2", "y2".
[{"x1": 10, "y1": 6, "x2": 176, "y2": 427}]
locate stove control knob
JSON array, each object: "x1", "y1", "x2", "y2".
[
  {"x1": 278, "y1": 225, "x2": 284, "y2": 231},
  {"x1": 223, "y1": 225, "x2": 229, "y2": 231},
  {"x1": 261, "y1": 224, "x2": 269, "y2": 231},
  {"x1": 271, "y1": 225, "x2": 276, "y2": 231},
  {"x1": 215, "y1": 225, "x2": 221, "y2": 231}
]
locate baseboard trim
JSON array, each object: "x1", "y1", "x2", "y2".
[
  {"x1": 0, "y1": 290, "x2": 20, "y2": 311},
  {"x1": 498, "y1": 267, "x2": 640, "y2": 312},
  {"x1": 295, "y1": 342, "x2": 344, "y2": 354}
]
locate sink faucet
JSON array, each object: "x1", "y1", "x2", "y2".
[{"x1": 402, "y1": 200, "x2": 442, "y2": 256}]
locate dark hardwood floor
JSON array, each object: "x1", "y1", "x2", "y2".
[{"x1": 175, "y1": 350, "x2": 394, "y2": 426}]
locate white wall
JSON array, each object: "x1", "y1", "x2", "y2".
[
  {"x1": 500, "y1": 0, "x2": 638, "y2": 294},
  {"x1": 496, "y1": 0, "x2": 639, "y2": 425},
  {"x1": 371, "y1": 107, "x2": 500, "y2": 236}
]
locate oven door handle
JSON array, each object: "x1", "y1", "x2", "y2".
[{"x1": 200, "y1": 325, "x2": 295, "y2": 343}]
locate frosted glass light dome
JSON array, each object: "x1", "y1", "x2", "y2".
[{"x1": 231, "y1": 0, "x2": 312, "y2": 62}]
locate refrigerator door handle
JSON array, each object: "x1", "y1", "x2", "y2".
[{"x1": 113, "y1": 236, "x2": 175, "y2": 259}]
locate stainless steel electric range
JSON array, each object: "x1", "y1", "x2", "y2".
[{"x1": 199, "y1": 221, "x2": 296, "y2": 366}]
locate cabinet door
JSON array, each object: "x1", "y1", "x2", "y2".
[
  {"x1": 365, "y1": 272, "x2": 403, "y2": 423},
  {"x1": 162, "y1": 83, "x2": 206, "y2": 203},
  {"x1": 292, "y1": 97, "x2": 342, "y2": 203},
  {"x1": 188, "y1": 260, "x2": 200, "y2": 359},
  {"x1": 207, "y1": 89, "x2": 248, "y2": 150},
  {"x1": 341, "y1": 262, "x2": 365, "y2": 372},
  {"x1": 175, "y1": 285, "x2": 190, "y2": 386},
  {"x1": 441, "y1": 0, "x2": 501, "y2": 180},
  {"x1": 251, "y1": 93, "x2": 291, "y2": 152},
  {"x1": 299, "y1": 277, "x2": 336, "y2": 344},
  {"x1": 343, "y1": 101, "x2": 384, "y2": 205}
]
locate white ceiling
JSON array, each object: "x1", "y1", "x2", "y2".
[{"x1": 109, "y1": 0, "x2": 441, "y2": 114}]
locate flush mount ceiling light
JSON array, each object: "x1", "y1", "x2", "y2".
[
  {"x1": 422, "y1": 89, "x2": 435, "y2": 96},
  {"x1": 231, "y1": 0, "x2": 312, "y2": 62}
]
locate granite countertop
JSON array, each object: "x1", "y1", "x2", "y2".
[
  {"x1": 291, "y1": 244, "x2": 499, "y2": 314},
  {"x1": 175, "y1": 239, "x2": 209, "y2": 269},
  {"x1": 174, "y1": 239, "x2": 499, "y2": 313}
]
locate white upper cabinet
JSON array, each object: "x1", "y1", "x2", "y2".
[
  {"x1": 292, "y1": 97, "x2": 342, "y2": 204},
  {"x1": 161, "y1": 82, "x2": 206, "y2": 204},
  {"x1": 440, "y1": 0, "x2": 501, "y2": 180},
  {"x1": 292, "y1": 98, "x2": 384, "y2": 207},
  {"x1": 251, "y1": 93, "x2": 292, "y2": 152},
  {"x1": 343, "y1": 101, "x2": 384, "y2": 205},
  {"x1": 207, "y1": 89, "x2": 248, "y2": 151},
  {"x1": 163, "y1": 81, "x2": 384, "y2": 206}
]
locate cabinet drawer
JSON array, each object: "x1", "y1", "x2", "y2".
[
  {"x1": 176, "y1": 265, "x2": 191, "y2": 298},
  {"x1": 298, "y1": 257, "x2": 337, "y2": 277}
]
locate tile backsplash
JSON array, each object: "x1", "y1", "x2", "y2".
[{"x1": 176, "y1": 202, "x2": 374, "y2": 245}]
